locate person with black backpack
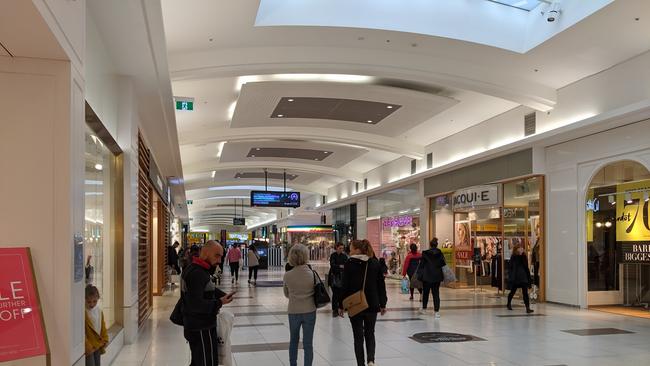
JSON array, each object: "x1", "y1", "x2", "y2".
[
  {"x1": 401, "y1": 243, "x2": 423, "y2": 301},
  {"x1": 419, "y1": 238, "x2": 446, "y2": 318}
]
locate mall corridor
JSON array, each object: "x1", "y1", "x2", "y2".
[
  {"x1": 111, "y1": 268, "x2": 650, "y2": 366},
  {"x1": 2, "y1": 0, "x2": 650, "y2": 365}
]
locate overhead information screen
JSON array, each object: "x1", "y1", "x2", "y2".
[{"x1": 250, "y1": 191, "x2": 301, "y2": 208}]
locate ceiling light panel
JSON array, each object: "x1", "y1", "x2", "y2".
[
  {"x1": 246, "y1": 147, "x2": 333, "y2": 161},
  {"x1": 234, "y1": 172, "x2": 299, "y2": 180},
  {"x1": 271, "y1": 97, "x2": 401, "y2": 124}
]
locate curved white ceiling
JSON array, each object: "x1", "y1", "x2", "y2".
[{"x1": 256, "y1": 0, "x2": 613, "y2": 53}]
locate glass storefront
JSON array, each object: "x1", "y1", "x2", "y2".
[
  {"x1": 84, "y1": 127, "x2": 118, "y2": 328},
  {"x1": 430, "y1": 176, "x2": 545, "y2": 301},
  {"x1": 586, "y1": 161, "x2": 650, "y2": 308}
]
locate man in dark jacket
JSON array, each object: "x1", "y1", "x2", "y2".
[
  {"x1": 168, "y1": 241, "x2": 181, "y2": 275},
  {"x1": 328, "y1": 243, "x2": 348, "y2": 316},
  {"x1": 182, "y1": 241, "x2": 234, "y2": 365},
  {"x1": 419, "y1": 238, "x2": 446, "y2": 318},
  {"x1": 507, "y1": 244, "x2": 533, "y2": 313}
]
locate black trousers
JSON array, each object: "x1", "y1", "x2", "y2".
[
  {"x1": 229, "y1": 262, "x2": 239, "y2": 280},
  {"x1": 248, "y1": 265, "x2": 258, "y2": 281},
  {"x1": 331, "y1": 286, "x2": 344, "y2": 311},
  {"x1": 422, "y1": 281, "x2": 441, "y2": 311},
  {"x1": 508, "y1": 285, "x2": 531, "y2": 309},
  {"x1": 184, "y1": 327, "x2": 218, "y2": 366},
  {"x1": 407, "y1": 273, "x2": 422, "y2": 297},
  {"x1": 349, "y1": 311, "x2": 378, "y2": 366}
]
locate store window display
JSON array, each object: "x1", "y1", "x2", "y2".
[
  {"x1": 84, "y1": 128, "x2": 117, "y2": 329},
  {"x1": 586, "y1": 161, "x2": 650, "y2": 308}
]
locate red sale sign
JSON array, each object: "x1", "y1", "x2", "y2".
[{"x1": 0, "y1": 248, "x2": 48, "y2": 362}]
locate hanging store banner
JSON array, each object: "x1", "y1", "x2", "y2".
[
  {"x1": 0, "y1": 248, "x2": 48, "y2": 362},
  {"x1": 452, "y1": 185, "x2": 500, "y2": 210},
  {"x1": 618, "y1": 243, "x2": 650, "y2": 264},
  {"x1": 615, "y1": 181, "x2": 650, "y2": 242}
]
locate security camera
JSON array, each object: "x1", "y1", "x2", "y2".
[{"x1": 545, "y1": 0, "x2": 561, "y2": 22}]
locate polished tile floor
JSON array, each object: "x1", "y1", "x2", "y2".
[{"x1": 111, "y1": 265, "x2": 650, "y2": 366}]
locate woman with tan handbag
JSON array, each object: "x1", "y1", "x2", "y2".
[{"x1": 339, "y1": 240, "x2": 387, "y2": 366}]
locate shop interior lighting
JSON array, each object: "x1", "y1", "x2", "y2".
[
  {"x1": 608, "y1": 195, "x2": 615, "y2": 205},
  {"x1": 605, "y1": 221, "x2": 612, "y2": 228},
  {"x1": 595, "y1": 222, "x2": 602, "y2": 228},
  {"x1": 94, "y1": 163, "x2": 103, "y2": 171},
  {"x1": 625, "y1": 192, "x2": 633, "y2": 204},
  {"x1": 644, "y1": 191, "x2": 649, "y2": 202}
]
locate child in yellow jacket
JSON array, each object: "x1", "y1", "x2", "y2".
[{"x1": 85, "y1": 285, "x2": 109, "y2": 366}]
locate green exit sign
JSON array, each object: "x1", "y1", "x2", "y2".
[{"x1": 176, "y1": 101, "x2": 194, "y2": 111}]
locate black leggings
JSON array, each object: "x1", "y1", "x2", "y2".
[
  {"x1": 407, "y1": 273, "x2": 422, "y2": 297},
  {"x1": 248, "y1": 265, "x2": 258, "y2": 281},
  {"x1": 350, "y1": 311, "x2": 378, "y2": 366},
  {"x1": 184, "y1": 327, "x2": 218, "y2": 366},
  {"x1": 422, "y1": 281, "x2": 441, "y2": 311},
  {"x1": 508, "y1": 286, "x2": 530, "y2": 309},
  {"x1": 230, "y1": 262, "x2": 239, "y2": 280}
]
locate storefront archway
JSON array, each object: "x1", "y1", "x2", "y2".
[{"x1": 584, "y1": 160, "x2": 650, "y2": 309}]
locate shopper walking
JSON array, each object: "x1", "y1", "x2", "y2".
[
  {"x1": 329, "y1": 242, "x2": 348, "y2": 317},
  {"x1": 339, "y1": 240, "x2": 387, "y2": 366},
  {"x1": 85, "y1": 285, "x2": 108, "y2": 366},
  {"x1": 181, "y1": 241, "x2": 234, "y2": 366},
  {"x1": 227, "y1": 244, "x2": 242, "y2": 284},
  {"x1": 248, "y1": 244, "x2": 260, "y2": 285},
  {"x1": 283, "y1": 244, "x2": 317, "y2": 366},
  {"x1": 401, "y1": 243, "x2": 423, "y2": 301},
  {"x1": 420, "y1": 238, "x2": 446, "y2": 318},
  {"x1": 168, "y1": 241, "x2": 181, "y2": 275},
  {"x1": 507, "y1": 244, "x2": 534, "y2": 313}
]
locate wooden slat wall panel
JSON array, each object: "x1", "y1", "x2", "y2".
[
  {"x1": 137, "y1": 132, "x2": 152, "y2": 327},
  {"x1": 164, "y1": 207, "x2": 171, "y2": 287}
]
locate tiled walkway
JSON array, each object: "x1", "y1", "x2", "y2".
[{"x1": 112, "y1": 266, "x2": 650, "y2": 366}]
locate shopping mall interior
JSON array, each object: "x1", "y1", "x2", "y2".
[{"x1": 2, "y1": 1, "x2": 650, "y2": 365}]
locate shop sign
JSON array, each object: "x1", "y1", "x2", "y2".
[
  {"x1": 618, "y1": 243, "x2": 650, "y2": 263},
  {"x1": 0, "y1": 248, "x2": 48, "y2": 362},
  {"x1": 381, "y1": 215, "x2": 413, "y2": 228},
  {"x1": 586, "y1": 198, "x2": 600, "y2": 212},
  {"x1": 615, "y1": 182, "x2": 650, "y2": 242},
  {"x1": 452, "y1": 185, "x2": 500, "y2": 210}
]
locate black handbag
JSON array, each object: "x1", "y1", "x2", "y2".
[
  {"x1": 312, "y1": 270, "x2": 331, "y2": 308},
  {"x1": 170, "y1": 294, "x2": 184, "y2": 326}
]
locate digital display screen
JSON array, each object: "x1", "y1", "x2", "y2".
[{"x1": 250, "y1": 191, "x2": 301, "y2": 208}]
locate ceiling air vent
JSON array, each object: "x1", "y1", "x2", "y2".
[{"x1": 524, "y1": 112, "x2": 536, "y2": 136}]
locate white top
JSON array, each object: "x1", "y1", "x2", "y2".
[
  {"x1": 248, "y1": 249, "x2": 260, "y2": 267},
  {"x1": 283, "y1": 264, "x2": 317, "y2": 314}
]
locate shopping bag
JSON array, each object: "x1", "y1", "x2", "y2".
[
  {"x1": 400, "y1": 278, "x2": 409, "y2": 294},
  {"x1": 442, "y1": 265, "x2": 456, "y2": 285},
  {"x1": 217, "y1": 310, "x2": 235, "y2": 366}
]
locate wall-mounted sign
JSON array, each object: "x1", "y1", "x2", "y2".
[
  {"x1": 618, "y1": 243, "x2": 650, "y2": 263},
  {"x1": 381, "y1": 215, "x2": 413, "y2": 228},
  {"x1": 148, "y1": 155, "x2": 169, "y2": 205},
  {"x1": 175, "y1": 100, "x2": 194, "y2": 111},
  {"x1": 250, "y1": 191, "x2": 300, "y2": 208},
  {"x1": 286, "y1": 225, "x2": 333, "y2": 233},
  {"x1": 0, "y1": 248, "x2": 48, "y2": 362},
  {"x1": 586, "y1": 198, "x2": 600, "y2": 212},
  {"x1": 233, "y1": 218, "x2": 246, "y2": 226},
  {"x1": 615, "y1": 182, "x2": 650, "y2": 242},
  {"x1": 452, "y1": 185, "x2": 500, "y2": 210}
]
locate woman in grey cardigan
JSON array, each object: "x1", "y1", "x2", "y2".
[{"x1": 283, "y1": 244, "x2": 316, "y2": 366}]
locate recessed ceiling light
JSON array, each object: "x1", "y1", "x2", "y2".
[
  {"x1": 386, "y1": 105, "x2": 393, "y2": 109},
  {"x1": 255, "y1": 148, "x2": 260, "y2": 151},
  {"x1": 287, "y1": 99, "x2": 294, "y2": 102},
  {"x1": 251, "y1": 155, "x2": 256, "y2": 158},
  {"x1": 277, "y1": 114, "x2": 284, "y2": 117},
  {"x1": 94, "y1": 163, "x2": 103, "y2": 171},
  {"x1": 314, "y1": 158, "x2": 319, "y2": 161},
  {"x1": 367, "y1": 120, "x2": 373, "y2": 123}
]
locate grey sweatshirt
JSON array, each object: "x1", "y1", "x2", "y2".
[{"x1": 283, "y1": 264, "x2": 317, "y2": 314}]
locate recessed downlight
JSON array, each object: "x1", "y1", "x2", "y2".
[
  {"x1": 386, "y1": 105, "x2": 393, "y2": 109},
  {"x1": 367, "y1": 120, "x2": 373, "y2": 123},
  {"x1": 251, "y1": 155, "x2": 256, "y2": 158},
  {"x1": 255, "y1": 148, "x2": 261, "y2": 151},
  {"x1": 94, "y1": 163, "x2": 103, "y2": 171},
  {"x1": 277, "y1": 114, "x2": 284, "y2": 117},
  {"x1": 288, "y1": 99, "x2": 294, "y2": 102}
]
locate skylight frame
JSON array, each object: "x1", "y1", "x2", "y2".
[{"x1": 486, "y1": 0, "x2": 544, "y2": 11}]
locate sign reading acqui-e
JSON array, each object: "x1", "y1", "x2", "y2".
[
  {"x1": 452, "y1": 185, "x2": 500, "y2": 210},
  {"x1": 0, "y1": 247, "x2": 48, "y2": 362}
]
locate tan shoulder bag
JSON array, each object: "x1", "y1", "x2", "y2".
[{"x1": 342, "y1": 262, "x2": 369, "y2": 317}]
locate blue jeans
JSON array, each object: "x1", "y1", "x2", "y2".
[{"x1": 288, "y1": 311, "x2": 316, "y2": 366}]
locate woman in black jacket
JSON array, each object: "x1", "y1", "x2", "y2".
[
  {"x1": 507, "y1": 244, "x2": 534, "y2": 313},
  {"x1": 419, "y1": 238, "x2": 446, "y2": 318},
  {"x1": 339, "y1": 239, "x2": 387, "y2": 366}
]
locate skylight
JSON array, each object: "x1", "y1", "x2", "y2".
[{"x1": 487, "y1": 0, "x2": 544, "y2": 11}]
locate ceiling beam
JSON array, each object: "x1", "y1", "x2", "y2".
[
  {"x1": 184, "y1": 161, "x2": 363, "y2": 182},
  {"x1": 180, "y1": 127, "x2": 424, "y2": 159}
]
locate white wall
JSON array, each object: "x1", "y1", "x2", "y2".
[
  {"x1": 545, "y1": 118, "x2": 650, "y2": 307},
  {"x1": 0, "y1": 57, "x2": 85, "y2": 366}
]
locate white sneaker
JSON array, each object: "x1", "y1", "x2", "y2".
[
  {"x1": 434, "y1": 312, "x2": 441, "y2": 319},
  {"x1": 418, "y1": 308, "x2": 428, "y2": 315},
  {"x1": 368, "y1": 362, "x2": 376, "y2": 366}
]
